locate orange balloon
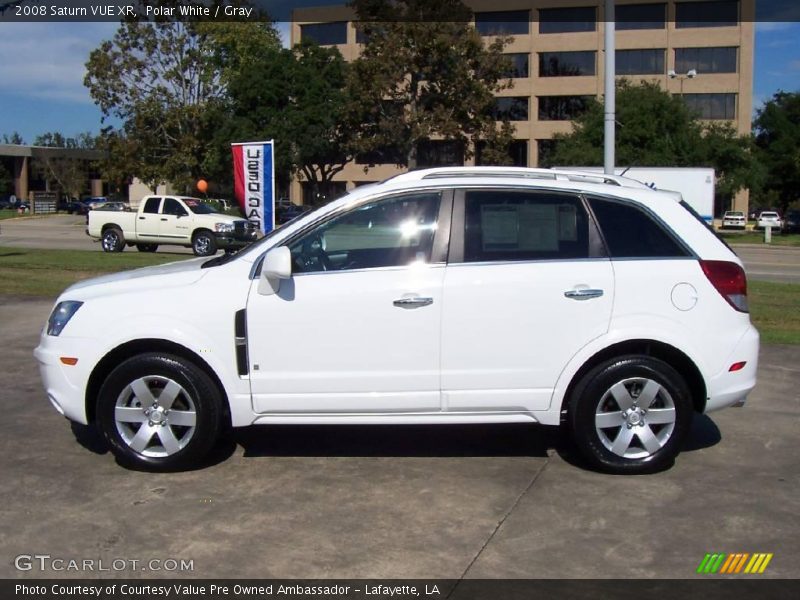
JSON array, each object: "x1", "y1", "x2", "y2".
[{"x1": 196, "y1": 179, "x2": 208, "y2": 193}]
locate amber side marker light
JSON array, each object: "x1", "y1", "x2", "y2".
[
  {"x1": 59, "y1": 357, "x2": 78, "y2": 366},
  {"x1": 729, "y1": 361, "x2": 746, "y2": 372}
]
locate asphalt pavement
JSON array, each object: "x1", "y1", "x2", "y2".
[{"x1": 1, "y1": 298, "x2": 798, "y2": 579}]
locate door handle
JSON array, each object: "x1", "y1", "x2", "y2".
[
  {"x1": 160, "y1": 218, "x2": 168, "y2": 221},
  {"x1": 393, "y1": 296, "x2": 433, "y2": 308},
  {"x1": 564, "y1": 288, "x2": 604, "y2": 300},
  {"x1": 138, "y1": 216, "x2": 145, "y2": 220}
]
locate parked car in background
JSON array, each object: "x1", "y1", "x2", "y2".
[
  {"x1": 38, "y1": 167, "x2": 759, "y2": 474},
  {"x1": 0, "y1": 195, "x2": 13, "y2": 209},
  {"x1": 87, "y1": 195, "x2": 258, "y2": 255},
  {"x1": 66, "y1": 200, "x2": 91, "y2": 215},
  {"x1": 721, "y1": 211, "x2": 747, "y2": 230},
  {"x1": 756, "y1": 211, "x2": 782, "y2": 232},
  {"x1": 783, "y1": 211, "x2": 800, "y2": 234},
  {"x1": 93, "y1": 201, "x2": 129, "y2": 212},
  {"x1": 277, "y1": 202, "x2": 311, "y2": 225}
]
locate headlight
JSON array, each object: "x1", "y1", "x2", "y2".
[
  {"x1": 214, "y1": 222, "x2": 234, "y2": 233},
  {"x1": 47, "y1": 301, "x2": 83, "y2": 336}
]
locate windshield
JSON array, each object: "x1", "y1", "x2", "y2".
[
  {"x1": 726, "y1": 212, "x2": 744, "y2": 217},
  {"x1": 182, "y1": 198, "x2": 218, "y2": 214}
]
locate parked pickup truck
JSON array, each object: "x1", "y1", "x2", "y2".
[{"x1": 87, "y1": 195, "x2": 258, "y2": 256}]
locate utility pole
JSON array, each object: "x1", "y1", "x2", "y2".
[{"x1": 604, "y1": 0, "x2": 615, "y2": 175}]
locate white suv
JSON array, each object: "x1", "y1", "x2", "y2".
[{"x1": 35, "y1": 167, "x2": 759, "y2": 474}]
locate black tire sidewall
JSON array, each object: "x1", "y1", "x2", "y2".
[
  {"x1": 569, "y1": 356, "x2": 693, "y2": 474},
  {"x1": 102, "y1": 228, "x2": 124, "y2": 252},
  {"x1": 193, "y1": 231, "x2": 217, "y2": 256},
  {"x1": 96, "y1": 353, "x2": 222, "y2": 471}
]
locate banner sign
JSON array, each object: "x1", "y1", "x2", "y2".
[{"x1": 231, "y1": 140, "x2": 275, "y2": 234}]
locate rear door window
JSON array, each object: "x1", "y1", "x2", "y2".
[
  {"x1": 588, "y1": 197, "x2": 690, "y2": 258},
  {"x1": 463, "y1": 190, "x2": 590, "y2": 262},
  {"x1": 142, "y1": 197, "x2": 161, "y2": 214}
]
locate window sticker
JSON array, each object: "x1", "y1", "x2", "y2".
[{"x1": 518, "y1": 204, "x2": 558, "y2": 251}]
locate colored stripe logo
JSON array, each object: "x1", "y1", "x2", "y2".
[{"x1": 697, "y1": 553, "x2": 773, "y2": 574}]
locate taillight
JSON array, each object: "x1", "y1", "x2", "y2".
[{"x1": 700, "y1": 260, "x2": 748, "y2": 313}]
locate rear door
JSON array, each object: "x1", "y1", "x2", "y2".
[
  {"x1": 441, "y1": 188, "x2": 614, "y2": 412},
  {"x1": 136, "y1": 197, "x2": 162, "y2": 239}
]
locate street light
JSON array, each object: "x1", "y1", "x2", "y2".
[{"x1": 669, "y1": 68, "x2": 697, "y2": 97}]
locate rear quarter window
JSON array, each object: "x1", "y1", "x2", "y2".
[{"x1": 588, "y1": 197, "x2": 690, "y2": 258}]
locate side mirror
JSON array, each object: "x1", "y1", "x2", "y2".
[{"x1": 258, "y1": 246, "x2": 292, "y2": 295}]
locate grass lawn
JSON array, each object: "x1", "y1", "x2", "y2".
[
  {"x1": 0, "y1": 246, "x2": 189, "y2": 297},
  {"x1": 1, "y1": 246, "x2": 798, "y2": 344},
  {"x1": 719, "y1": 231, "x2": 800, "y2": 247},
  {"x1": 749, "y1": 281, "x2": 800, "y2": 345}
]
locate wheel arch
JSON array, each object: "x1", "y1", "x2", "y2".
[
  {"x1": 101, "y1": 222, "x2": 122, "y2": 233},
  {"x1": 192, "y1": 227, "x2": 214, "y2": 241},
  {"x1": 559, "y1": 339, "x2": 707, "y2": 422},
  {"x1": 85, "y1": 339, "x2": 231, "y2": 428}
]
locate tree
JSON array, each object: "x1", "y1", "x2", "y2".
[
  {"x1": 348, "y1": 0, "x2": 515, "y2": 168},
  {"x1": 84, "y1": 14, "x2": 280, "y2": 192},
  {"x1": 547, "y1": 80, "x2": 761, "y2": 196},
  {"x1": 31, "y1": 131, "x2": 98, "y2": 199},
  {"x1": 221, "y1": 41, "x2": 355, "y2": 203},
  {"x1": 753, "y1": 91, "x2": 800, "y2": 213},
  {"x1": 2, "y1": 132, "x2": 24, "y2": 144}
]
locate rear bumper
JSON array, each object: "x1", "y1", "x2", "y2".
[{"x1": 704, "y1": 325, "x2": 759, "y2": 413}]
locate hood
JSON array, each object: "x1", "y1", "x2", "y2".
[
  {"x1": 62, "y1": 256, "x2": 209, "y2": 300},
  {"x1": 199, "y1": 213, "x2": 247, "y2": 224}
]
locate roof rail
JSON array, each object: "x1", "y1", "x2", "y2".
[{"x1": 386, "y1": 166, "x2": 651, "y2": 189}]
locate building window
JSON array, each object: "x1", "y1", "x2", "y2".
[
  {"x1": 539, "y1": 51, "x2": 596, "y2": 77},
  {"x1": 475, "y1": 10, "x2": 530, "y2": 36},
  {"x1": 355, "y1": 145, "x2": 405, "y2": 166},
  {"x1": 301, "y1": 181, "x2": 347, "y2": 206},
  {"x1": 675, "y1": 1, "x2": 739, "y2": 28},
  {"x1": 476, "y1": 140, "x2": 529, "y2": 167},
  {"x1": 538, "y1": 96, "x2": 593, "y2": 121},
  {"x1": 493, "y1": 97, "x2": 530, "y2": 121},
  {"x1": 300, "y1": 21, "x2": 347, "y2": 45},
  {"x1": 616, "y1": 49, "x2": 665, "y2": 75},
  {"x1": 502, "y1": 53, "x2": 530, "y2": 78},
  {"x1": 536, "y1": 139, "x2": 559, "y2": 167},
  {"x1": 675, "y1": 47, "x2": 738, "y2": 74},
  {"x1": 417, "y1": 140, "x2": 465, "y2": 167},
  {"x1": 538, "y1": 7, "x2": 596, "y2": 34},
  {"x1": 355, "y1": 24, "x2": 369, "y2": 44},
  {"x1": 682, "y1": 93, "x2": 737, "y2": 120},
  {"x1": 616, "y1": 3, "x2": 666, "y2": 30}
]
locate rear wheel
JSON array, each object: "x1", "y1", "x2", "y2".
[
  {"x1": 136, "y1": 243, "x2": 158, "y2": 252},
  {"x1": 192, "y1": 230, "x2": 217, "y2": 257},
  {"x1": 568, "y1": 356, "x2": 693, "y2": 474},
  {"x1": 101, "y1": 227, "x2": 125, "y2": 252},
  {"x1": 96, "y1": 353, "x2": 223, "y2": 471}
]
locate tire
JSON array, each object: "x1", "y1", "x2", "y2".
[
  {"x1": 136, "y1": 243, "x2": 158, "y2": 252},
  {"x1": 568, "y1": 356, "x2": 693, "y2": 474},
  {"x1": 101, "y1": 227, "x2": 125, "y2": 252},
  {"x1": 192, "y1": 230, "x2": 217, "y2": 257},
  {"x1": 96, "y1": 353, "x2": 223, "y2": 471}
]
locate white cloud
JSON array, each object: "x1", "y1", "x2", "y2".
[
  {"x1": 0, "y1": 22, "x2": 117, "y2": 104},
  {"x1": 755, "y1": 22, "x2": 795, "y2": 33}
]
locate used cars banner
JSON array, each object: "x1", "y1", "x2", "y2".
[{"x1": 231, "y1": 140, "x2": 275, "y2": 234}]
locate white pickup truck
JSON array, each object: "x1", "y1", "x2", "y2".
[{"x1": 87, "y1": 195, "x2": 258, "y2": 256}]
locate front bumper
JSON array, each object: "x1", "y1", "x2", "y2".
[
  {"x1": 34, "y1": 334, "x2": 93, "y2": 424},
  {"x1": 214, "y1": 228, "x2": 258, "y2": 249},
  {"x1": 704, "y1": 325, "x2": 760, "y2": 413}
]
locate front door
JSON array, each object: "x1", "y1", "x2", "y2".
[
  {"x1": 247, "y1": 190, "x2": 451, "y2": 414},
  {"x1": 159, "y1": 198, "x2": 192, "y2": 242},
  {"x1": 441, "y1": 188, "x2": 614, "y2": 412}
]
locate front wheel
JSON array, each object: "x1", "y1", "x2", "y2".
[
  {"x1": 96, "y1": 353, "x2": 223, "y2": 471},
  {"x1": 101, "y1": 227, "x2": 125, "y2": 252},
  {"x1": 568, "y1": 356, "x2": 693, "y2": 474},
  {"x1": 192, "y1": 231, "x2": 217, "y2": 256}
]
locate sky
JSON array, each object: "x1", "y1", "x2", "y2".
[{"x1": 0, "y1": 19, "x2": 798, "y2": 143}]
